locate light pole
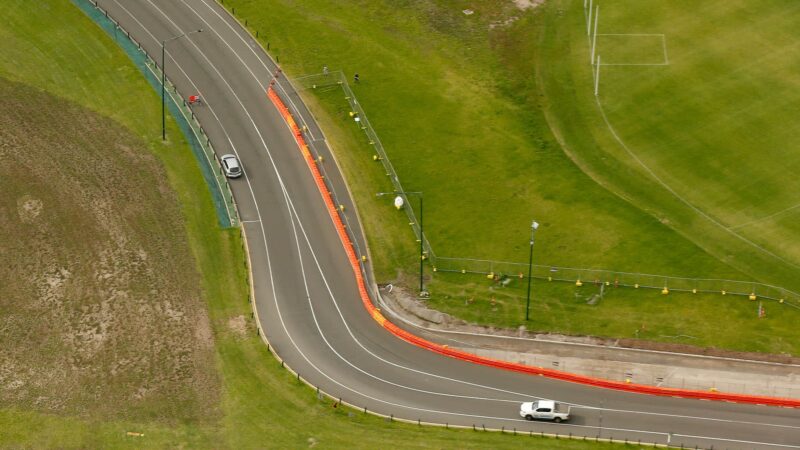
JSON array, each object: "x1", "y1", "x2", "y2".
[
  {"x1": 161, "y1": 28, "x2": 202, "y2": 141},
  {"x1": 377, "y1": 191, "x2": 425, "y2": 295},
  {"x1": 525, "y1": 220, "x2": 540, "y2": 321}
]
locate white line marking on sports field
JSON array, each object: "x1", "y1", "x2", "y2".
[
  {"x1": 173, "y1": 0, "x2": 800, "y2": 437},
  {"x1": 731, "y1": 202, "x2": 800, "y2": 230},
  {"x1": 593, "y1": 97, "x2": 800, "y2": 271}
]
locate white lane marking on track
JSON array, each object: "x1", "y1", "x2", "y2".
[
  {"x1": 191, "y1": 0, "x2": 318, "y2": 140},
  {"x1": 280, "y1": 177, "x2": 800, "y2": 431},
  {"x1": 117, "y1": 1, "x2": 800, "y2": 441}
]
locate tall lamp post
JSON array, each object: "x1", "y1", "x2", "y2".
[
  {"x1": 161, "y1": 28, "x2": 203, "y2": 141},
  {"x1": 525, "y1": 220, "x2": 540, "y2": 321},
  {"x1": 377, "y1": 191, "x2": 425, "y2": 295}
]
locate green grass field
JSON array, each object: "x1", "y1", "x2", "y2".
[
  {"x1": 222, "y1": 0, "x2": 800, "y2": 354},
  {"x1": 539, "y1": 0, "x2": 800, "y2": 290},
  {"x1": 0, "y1": 0, "x2": 620, "y2": 448}
]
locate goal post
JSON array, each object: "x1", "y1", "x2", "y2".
[
  {"x1": 594, "y1": 55, "x2": 601, "y2": 96},
  {"x1": 590, "y1": 5, "x2": 599, "y2": 64}
]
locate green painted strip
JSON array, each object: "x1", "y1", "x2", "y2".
[{"x1": 72, "y1": 0, "x2": 236, "y2": 228}]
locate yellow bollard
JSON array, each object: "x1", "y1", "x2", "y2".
[
  {"x1": 461, "y1": 269, "x2": 466, "y2": 274},
  {"x1": 722, "y1": 290, "x2": 727, "y2": 295},
  {"x1": 433, "y1": 267, "x2": 437, "y2": 272},
  {"x1": 692, "y1": 288, "x2": 697, "y2": 294},
  {"x1": 361, "y1": 255, "x2": 367, "y2": 262},
  {"x1": 661, "y1": 287, "x2": 669, "y2": 295},
  {"x1": 634, "y1": 283, "x2": 639, "y2": 289},
  {"x1": 575, "y1": 279, "x2": 583, "y2": 287},
  {"x1": 749, "y1": 293, "x2": 757, "y2": 301},
  {"x1": 487, "y1": 272, "x2": 494, "y2": 280}
]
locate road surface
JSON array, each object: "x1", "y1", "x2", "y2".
[{"x1": 93, "y1": 1, "x2": 800, "y2": 448}]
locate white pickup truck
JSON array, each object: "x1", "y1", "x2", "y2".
[{"x1": 519, "y1": 400, "x2": 571, "y2": 423}]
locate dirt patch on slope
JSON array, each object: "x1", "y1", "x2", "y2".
[{"x1": 0, "y1": 77, "x2": 220, "y2": 423}]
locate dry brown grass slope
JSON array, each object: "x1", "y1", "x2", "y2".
[{"x1": 0, "y1": 77, "x2": 220, "y2": 423}]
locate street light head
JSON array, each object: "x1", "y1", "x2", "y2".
[{"x1": 532, "y1": 221, "x2": 539, "y2": 230}]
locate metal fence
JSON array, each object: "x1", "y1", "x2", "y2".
[
  {"x1": 434, "y1": 257, "x2": 800, "y2": 309},
  {"x1": 293, "y1": 70, "x2": 800, "y2": 311},
  {"x1": 294, "y1": 71, "x2": 434, "y2": 260},
  {"x1": 84, "y1": 0, "x2": 239, "y2": 228}
]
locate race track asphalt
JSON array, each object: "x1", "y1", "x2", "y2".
[{"x1": 94, "y1": 1, "x2": 800, "y2": 448}]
